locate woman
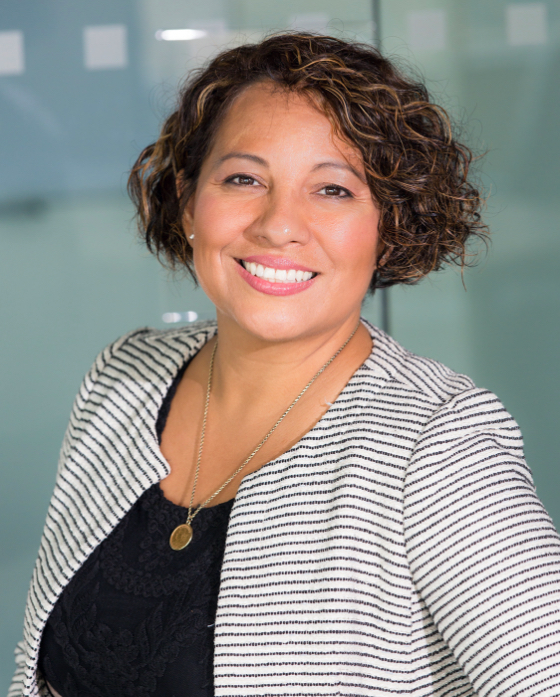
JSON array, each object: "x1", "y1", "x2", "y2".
[{"x1": 10, "y1": 33, "x2": 560, "y2": 697}]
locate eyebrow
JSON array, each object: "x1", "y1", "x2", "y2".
[
  {"x1": 214, "y1": 153, "x2": 366, "y2": 182},
  {"x1": 215, "y1": 152, "x2": 269, "y2": 168},
  {"x1": 311, "y1": 161, "x2": 366, "y2": 182}
]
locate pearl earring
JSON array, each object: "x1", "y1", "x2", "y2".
[{"x1": 189, "y1": 234, "x2": 195, "y2": 240}]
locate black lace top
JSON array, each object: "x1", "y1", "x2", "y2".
[{"x1": 39, "y1": 363, "x2": 234, "y2": 697}]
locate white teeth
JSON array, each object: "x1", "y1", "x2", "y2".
[{"x1": 242, "y1": 261, "x2": 315, "y2": 283}]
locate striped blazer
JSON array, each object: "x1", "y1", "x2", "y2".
[{"x1": 10, "y1": 319, "x2": 560, "y2": 696}]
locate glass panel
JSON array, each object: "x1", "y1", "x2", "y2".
[
  {"x1": 377, "y1": 1, "x2": 560, "y2": 522},
  {"x1": 0, "y1": 1, "x2": 374, "y2": 688}
]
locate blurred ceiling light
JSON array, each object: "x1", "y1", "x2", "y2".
[
  {"x1": 155, "y1": 29, "x2": 208, "y2": 41},
  {"x1": 0, "y1": 31, "x2": 25, "y2": 75}
]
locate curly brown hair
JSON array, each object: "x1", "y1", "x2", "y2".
[{"x1": 128, "y1": 32, "x2": 487, "y2": 290}]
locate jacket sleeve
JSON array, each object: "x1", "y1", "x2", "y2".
[
  {"x1": 404, "y1": 387, "x2": 560, "y2": 696},
  {"x1": 7, "y1": 642, "x2": 26, "y2": 697}
]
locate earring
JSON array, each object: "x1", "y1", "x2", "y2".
[{"x1": 189, "y1": 234, "x2": 195, "y2": 240}]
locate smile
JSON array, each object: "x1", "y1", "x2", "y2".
[
  {"x1": 240, "y1": 260, "x2": 316, "y2": 283},
  {"x1": 235, "y1": 258, "x2": 318, "y2": 296}
]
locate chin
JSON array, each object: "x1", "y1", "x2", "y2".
[
  {"x1": 228, "y1": 304, "x2": 322, "y2": 344},
  {"x1": 207, "y1": 276, "x2": 358, "y2": 344}
]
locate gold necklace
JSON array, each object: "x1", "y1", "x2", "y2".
[{"x1": 169, "y1": 323, "x2": 360, "y2": 550}]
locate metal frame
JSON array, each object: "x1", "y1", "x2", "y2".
[{"x1": 372, "y1": 0, "x2": 391, "y2": 335}]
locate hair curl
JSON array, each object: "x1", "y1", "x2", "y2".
[{"x1": 128, "y1": 32, "x2": 487, "y2": 290}]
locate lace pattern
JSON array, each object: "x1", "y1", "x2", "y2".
[{"x1": 39, "y1": 484, "x2": 233, "y2": 697}]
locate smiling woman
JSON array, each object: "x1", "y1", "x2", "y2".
[
  {"x1": 177, "y1": 83, "x2": 380, "y2": 345},
  {"x1": 10, "y1": 33, "x2": 560, "y2": 697}
]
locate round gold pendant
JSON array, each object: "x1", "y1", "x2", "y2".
[{"x1": 169, "y1": 523, "x2": 193, "y2": 550}]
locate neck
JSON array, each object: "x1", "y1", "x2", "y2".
[{"x1": 209, "y1": 311, "x2": 367, "y2": 409}]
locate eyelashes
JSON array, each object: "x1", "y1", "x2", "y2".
[
  {"x1": 317, "y1": 185, "x2": 352, "y2": 198},
  {"x1": 224, "y1": 174, "x2": 260, "y2": 186},
  {"x1": 224, "y1": 175, "x2": 353, "y2": 199}
]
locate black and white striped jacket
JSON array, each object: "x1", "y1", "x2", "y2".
[{"x1": 10, "y1": 319, "x2": 560, "y2": 696}]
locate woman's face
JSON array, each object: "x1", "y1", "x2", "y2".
[{"x1": 186, "y1": 82, "x2": 380, "y2": 343}]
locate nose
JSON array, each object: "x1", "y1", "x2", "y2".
[{"x1": 245, "y1": 189, "x2": 310, "y2": 247}]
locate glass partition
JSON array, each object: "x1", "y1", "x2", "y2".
[
  {"x1": 379, "y1": 0, "x2": 560, "y2": 522},
  {"x1": 0, "y1": 1, "x2": 374, "y2": 688}
]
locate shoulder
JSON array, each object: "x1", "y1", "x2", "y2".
[
  {"x1": 362, "y1": 319, "x2": 524, "y2": 456},
  {"x1": 90, "y1": 321, "x2": 218, "y2": 382},
  {"x1": 361, "y1": 322, "x2": 534, "y2": 512},
  {"x1": 56, "y1": 321, "x2": 218, "y2": 481},
  {"x1": 363, "y1": 318, "x2": 476, "y2": 406},
  {"x1": 64, "y1": 321, "x2": 217, "y2": 437}
]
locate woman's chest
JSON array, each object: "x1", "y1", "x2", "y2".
[
  {"x1": 211, "y1": 449, "x2": 420, "y2": 696},
  {"x1": 39, "y1": 485, "x2": 234, "y2": 697}
]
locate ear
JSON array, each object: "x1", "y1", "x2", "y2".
[
  {"x1": 176, "y1": 171, "x2": 196, "y2": 244},
  {"x1": 182, "y1": 194, "x2": 196, "y2": 246}
]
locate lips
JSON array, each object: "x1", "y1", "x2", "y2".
[{"x1": 235, "y1": 257, "x2": 318, "y2": 296}]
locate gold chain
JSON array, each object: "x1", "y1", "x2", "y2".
[{"x1": 169, "y1": 322, "x2": 360, "y2": 550}]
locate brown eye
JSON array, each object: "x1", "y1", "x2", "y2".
[
  {"x1": 319, "y1": 185, "x2": 352, "y2": 198},
  {"x1": 228, "y1": 175, "x2": 258, "y2": 186}
]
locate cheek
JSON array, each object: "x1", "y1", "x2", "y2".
[
  {"x1": 193, "y1": 195, "x2": 231, "y2": 246},
  {"x1": 193, "y1": 190, "x2": 254, "y2": 247},
  {"x1": 190, "y1": 191, "x2": 252, "y2": 297},
  {"x1": 318, "y1": 210, "x2": 380, "y2": 275}
]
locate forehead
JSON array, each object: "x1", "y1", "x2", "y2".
[{"x1": 210, "y1": 82, "x2": 364, "y2": 165}]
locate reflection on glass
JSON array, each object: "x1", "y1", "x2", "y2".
[{"x1": 162, "y1": 311, "x2": 199, "y2": 323}]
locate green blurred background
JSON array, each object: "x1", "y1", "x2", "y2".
[{"x1": 1, "y1": 0, "x2": 559, "y2": 689}]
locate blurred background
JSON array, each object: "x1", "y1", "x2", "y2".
[{"x1": 1, "y1": 0, "x2": 559, "y2": 689}]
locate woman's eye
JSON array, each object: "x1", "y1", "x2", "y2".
[
  {"x1": 227, "y1": 175, "x2": 259, "y2": 186},
  {"x1": 318, "y1": 185, "x2": 352, "y2": 198}
]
